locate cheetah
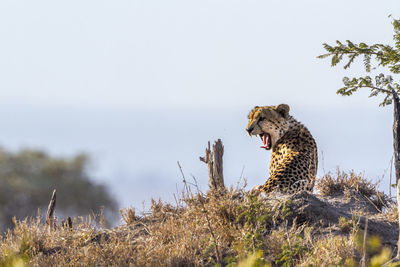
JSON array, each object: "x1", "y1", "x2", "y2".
[{"x1": 246, "y1": 104, "x2": 317, "y2": 194}]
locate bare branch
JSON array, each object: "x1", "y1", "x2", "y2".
[{"x1": 177, "y1": 161, "x2": 192, "y2": 198}]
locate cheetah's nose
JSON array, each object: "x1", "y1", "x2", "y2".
[{"x1": 246, "y1": 127, "x2": 254, "y2": 135}]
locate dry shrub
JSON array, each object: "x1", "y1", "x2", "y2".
[
  {"x1": 0, "y1": 179, "x2": 396, "y2": 267},
  {"x1": 317, "y1": 169, "x2": 377, "y2": 196},
  {"x1": 316, "y1": 169, "x2": 390, "y2": 210},
  {"x1": 0, "y1": 215, "x2": 101, "y2": 266},
  {"x1": 135, "y1": 189, "x2": 293, "y2": 266},
  {"x1": 0, "y1": 187, "x2": 274, "y2": 266}
]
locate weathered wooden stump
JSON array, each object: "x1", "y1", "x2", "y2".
[
  {"x1": 46, "y1": 189, "x2": 57, "y2": 230},
  {"x1": 200, "y1": 139, "x2": 225, "y2": 191}
]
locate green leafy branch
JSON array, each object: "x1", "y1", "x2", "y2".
[{"x1": 318, "y1": 17, "x2": 400, "y2": 106}]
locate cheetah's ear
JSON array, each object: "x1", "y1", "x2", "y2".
[{"x1": 276, "y1": 104, "x2": 290, "y2": 119}]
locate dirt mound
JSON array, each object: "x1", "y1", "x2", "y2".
[
  {"x1": 1, "y1": 181, "x2": 398, "y2": 266},
  {"x1": 264, "y1": 191, "x2": 398, "y2": 248}
]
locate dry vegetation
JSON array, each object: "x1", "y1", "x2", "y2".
[
  {"x1": 316, "y1": 169, "x2": 391, "y2": 210},
  {"x1": 0, "y1": 170, "x2": 399, "y2": 267}
]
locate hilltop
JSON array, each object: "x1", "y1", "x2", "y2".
[{"x1": 0, "y1": 169, "x2": 398, "y2": 266}]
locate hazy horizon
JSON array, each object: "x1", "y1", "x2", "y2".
[
  {"x1": 0, "y1": 0, "x2": 399, "y2": 211},
  {"x1": 0, "y1": 103, "x2": 394, "y2": 209}
]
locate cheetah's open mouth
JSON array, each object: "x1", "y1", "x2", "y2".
[{"x1": 260, "y1": 133, "x2": 271, "y2": 150}]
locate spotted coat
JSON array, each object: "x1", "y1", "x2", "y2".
[{"x1": 247, "y1": 104, "x2": 318, "y2": 193}]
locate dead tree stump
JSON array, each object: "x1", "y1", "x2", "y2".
[
  {"x1": 200, "y1": 139, "x2": 225, "y2": 191},
  {"x1": 46, "y1": 189, "x2": 57, "y2": 230}
]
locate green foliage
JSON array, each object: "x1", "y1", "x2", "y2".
[
  {"x1": 0, "y1": 148, "x2": 118, "y2": 231},
  {"x1": 354, "y1": 232, "x2": 383, "y2": 256},
  {"x1": 318, "y1": 17, "x2": 400, "y2": 106},
  {"x1": 370, "y1": 247, "x2": 393, "y2": 267},
  {"x1": 275, "y1": 236, "x2": 310, "y2": 267},
  {"x1": 236, "y1": 194, "x2": 272, "y2": 252},
  {"x1": 236, "y1": 195, "x2": 293, "y2": 255},
  {"x1": 352, "y1": 232, "x2": 400, "y2": 267},
  {"x1": 0, "y1": 252, "x2": 28, "y2": 267},
  {"x1": 0, "y1": 227, "x2": 32, "y2": 267},
  {"x1": 339, "y1": 216, "x2": 352, "y2": 233},
  {"x1": 236, "y1": 251, "x2": 271, "y2": 267}
]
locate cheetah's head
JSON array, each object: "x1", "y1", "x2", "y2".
[{"x1": 246, "y1": 104, "x2": 290, "y2": 150}]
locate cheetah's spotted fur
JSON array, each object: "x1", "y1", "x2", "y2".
[{"x1": 246, "y1": 104, "x2": 317, "y2": 194}]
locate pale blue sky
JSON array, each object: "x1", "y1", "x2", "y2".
[{"x1": 0, "y1": 1, "x2": 399, "y2": 209}]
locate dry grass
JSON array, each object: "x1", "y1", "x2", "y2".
[
  {"x1": 0, "y1": 171, "x2": 398, "y2": 267},
  {"x1": 298, "y1": 234, "x2": 357, "y2": 266},
  {"x1": 386, "y1": 205, "x2": 399, "y2": 222}
]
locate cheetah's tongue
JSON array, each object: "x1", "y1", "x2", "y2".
[{"x1": 260, "y1": 133, "x2": 271, "y2": 150}]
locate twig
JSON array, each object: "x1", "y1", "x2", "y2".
[
  {"x1": 236, "y1": 166, "x2": 245, "y2": 190},
  {"x1": 99, "y1": 206, "x2": 105, "y2": 229},
  {"x1": 284, "y1": 221, "x2": 294, "y2": 263},
  {"x1": 191, "y1": 175, "x2": 223, "y2": 266},
  {"x1": 177, "y1": 161, "x2": 192, "y2": 198},
  {"x1": 173, "y1": 191, "x2": 179, "y2": 209},
  {"x1": 356, "y1": 85, "x2": 392, "y2": 95},
  {"x1": 361, "y1": 194, "x2": 382, "y2": 212},
  {"x1": 376, "y1": 191, "x2": 390, "y2": 210},
  {"x1": 321, "y1": 150, "x2": 326, "y2": 176}
]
